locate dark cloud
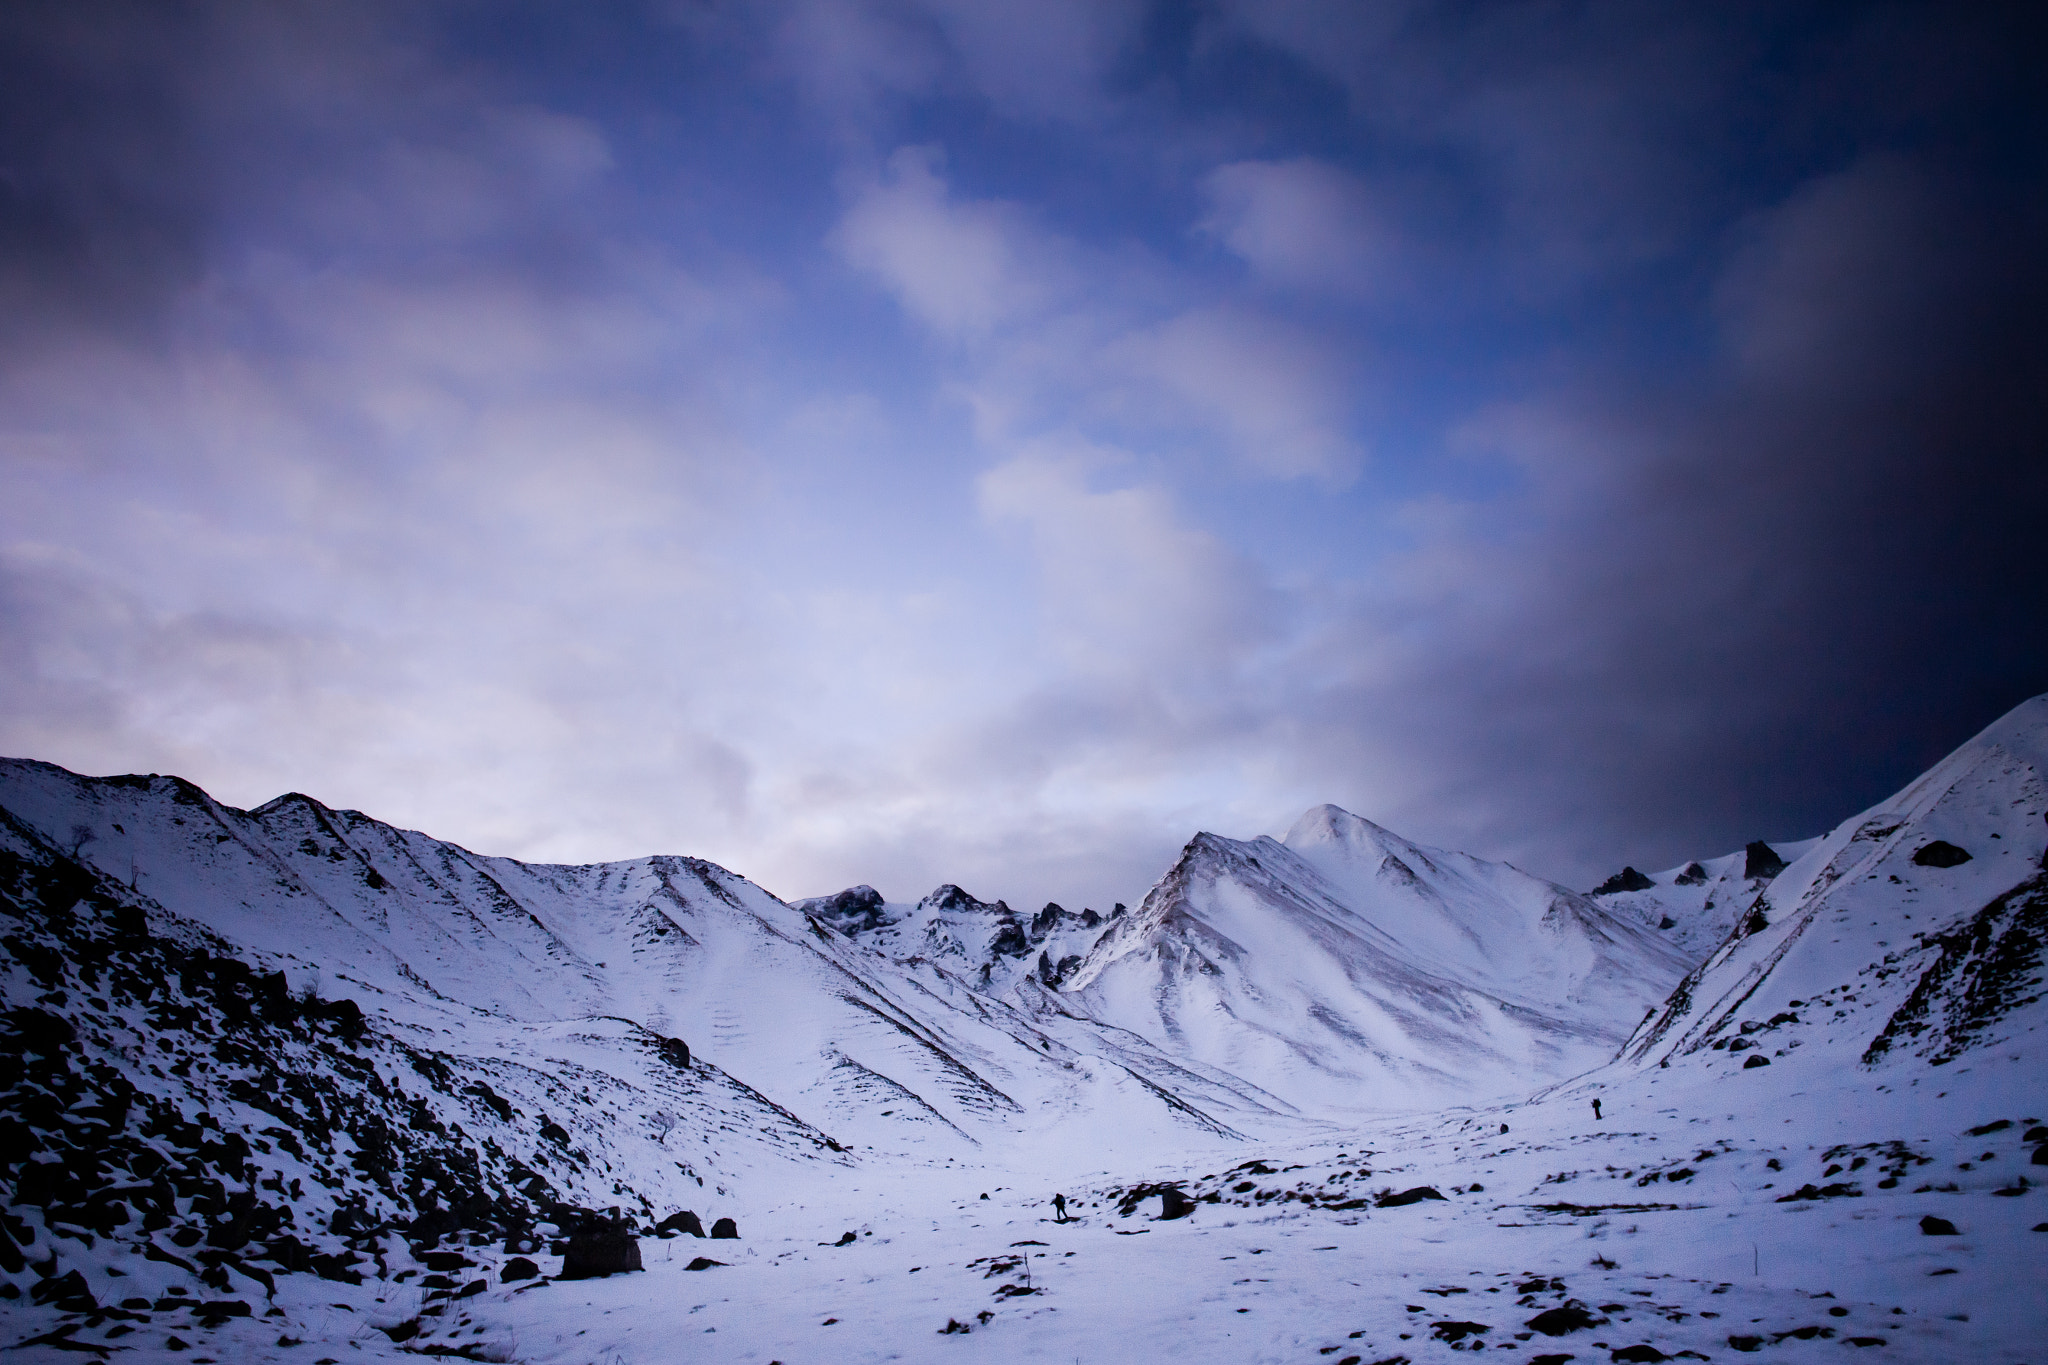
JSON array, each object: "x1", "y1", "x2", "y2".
[
  {"x1": 1298, "y1": 149, "x2": 2048, "y2": 886},
  {"x1": 0, "y1": 0, "x2": 2041, "y2": 915},
  {"x1": 0, "y1": 2, "x2": 211, "y2": 353}
]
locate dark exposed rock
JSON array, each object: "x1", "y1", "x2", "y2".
[
  {"x1": 1775, "y1": 1182, "x2": 1858, "y2": 1201},
  {"x1": 1610, "y1": 1347, "x2": 1669, "y2": 1363},
  {"x1": 1527, "y1": 1301, "x2": 1606, "y2": 1335},
  {"x1": 559, "y1": 1223, "x2": 643, "y2": 1278},
  {"x1": 1863, "y1": 872, "x2": 2048, "y2": 1065},
  {"x1": 1912, "y1": 841, "x2": 1972, "y2": 868},
  {"x1": 710, "y1": 1217, "x2": 739, "y2": 1239},
  {"x1": 500, "y1": 1257, "x2": 538, "y2": 1282},
  {"x1": 1377, "y1": 1186, "x2": 1447, "y2": 1207},
  {"x1": 1743, "y1": 1054, "x2": 1772, "y2": 1068},
  {"x1": 654, "y1": 1036, "x2": 691, "y2": 1071},
  {"x1": 1727, "y1": 1335, "x2": 1764, "y2": 1351},
  {"x1": 1430, "y1": 1321, "x2": 1489, "y2": 1343},
  {"x1": 805, "y1": 885, "x2": 890, "y2": 933},
  {"x1": 685, "y1": 1257, "x2": 725, "y2": 1270},
  {"x1": 1159, "y1": 1187, "x2": 1196, "y2": 1220},
  {"x1": 1674, "y1": 862, "x2": 1709, "y2": 886},
  {"x1": 191, "y1": 1298, "x2": 252, "y2": 1326},
  {"x1": 656, "y1": 1209, "x2": 706, "y2": 1238},
  {"x1": 1743, "y1": 842, "x2": 1788, "y2": 879},
  {"x1": 1591, "y1": 867, "x2": 1656, "y2": 896},
  {"x1": 1918, "y1": 1215, "x2": 1959, "y2": 1235},
  {"x1": 30, "y1": 1268, "x2": 99, "y2": 1314}
]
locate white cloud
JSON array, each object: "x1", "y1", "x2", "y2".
[
  {"x1": 1200, "y1": 157, "x2": 1403, "y2": 299},
  {"x1": 977, "y1": 443, "x2": 1278, "y2": 674},
  {"x1": 773, "y1": 0, "x2": 1145, "y2": 126},
  {"x1": 832, "y1": 145, "x2": 1063, "y2": 337},
  {"x1": 1111, "y1": 306, "x2": 1363, "y2": 480}
]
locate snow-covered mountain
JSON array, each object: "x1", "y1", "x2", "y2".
[
  {"x1": 1616, "y1": 693, "x2": 2048, "y2": 1076},
  {"x1": 1586, "y1": 834, "x2": 1823, "y2": 957},
  {"x1": 1059, "y1": 804, "x2": 1695, "y2": 1114},
  {"x1": 791, "y1": 883, "x2": 1115, "y2": 993},
  {"x1": 5, "y1": 694, "x2": 2048, "y2": 1364}
]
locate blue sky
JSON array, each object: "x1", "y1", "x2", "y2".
[{"x1": 2, "y1": 1, "x2": 2043, "y2": 912}]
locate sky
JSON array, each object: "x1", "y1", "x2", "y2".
[{"x1": 2, "y1": 1, "x2": 2044, "y2": 914}]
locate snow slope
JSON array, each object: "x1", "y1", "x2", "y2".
[
  {"x1": 0, "y1": 762, "x2": 1301, "y2": 1172},
  {"x1": 5, "y1": 694, "x2": 2048, "y2": 1364},
  {"x1": 1619, "y1": 694, "x2": 2048, "y2": 1076},
  {"x1": 1590, "y1": 834, "x2": 1825, "y2": 958},
  {"x1": 1061, "y1": 805, "x2": 1696, "y2": 1115},
  {"x1": 792, "y1": 883, "x2": 1114, "y2": 994}
]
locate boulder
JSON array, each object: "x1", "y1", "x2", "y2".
[
  {"x1": 1591, "y1": 867, "x2": 1656, "y2": 895},
  {"x1": 656, "y1": 1209, "x2": 706, "y2": 1238},
  {"x1": 1159, "y1": 1188, "x2": 1196, "y2": 1220},
  {"x1": 559, "y1": 1224, "x2": 643, "y2": 1278},
  {"x1": 500, "y1": 1257, "x2": 539, "y2": 1282},
  {"x1": 1918, "y1": 1215, "x2": 1959, "y2": 1236},
  {"x1": 710, "y1": 1217, "x2": 739, "y2": 1239},
  {"x1": 1527, "y1": 1301, "x2": 1605, "y2": 1336},
  {"x1": 685, "y1": 1257, "x2": 726, "y2": 1271},
  {"x1": 1744, "y1": 841, "x2": 1788, "y2": 879},
  {"x1": 1376, "y1": 1186, "x2": 1447, "y2": 1208},
  {"x1": 30, "y1": 1269, "x2": 98, "y2": 1314},
  {"x1": 1911, "y1": 841, "x2": 1971, "y2": 868}
]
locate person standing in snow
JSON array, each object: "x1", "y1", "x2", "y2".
[
  {"x1": 1052, "y1": 1193, "x2": 1068, "y2": 1222},
  {"x1": 1591, "y1": 1098, "x2": 1602, "y2": 1121}
]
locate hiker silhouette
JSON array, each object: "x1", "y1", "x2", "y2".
[
  {"x1": 1052, "y1": 1193, "x2": 1068, "y2": 1222},
  {"x1": 1592, "y1": 1098, "x2": 1603, "y2": 1121}
]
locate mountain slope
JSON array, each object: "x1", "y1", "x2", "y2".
[
  {"x1": 1060, "y1": 805, "x2": 1694, "y2": 1115},
  {"x1": 1619, "y1": 694, "x2": 2048, "y2": 1074},
  {"x1": 0, "y1": 761, "x2": 1297, "y2": 1172},
  {"x1": 793, "y1": 883, "x2": 1114, "y2": 993},
  {"x1": 1587, "y1": 835, "x2": 1822, "y2": 957}
]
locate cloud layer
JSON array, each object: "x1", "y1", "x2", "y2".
[{"x1": 2, "y1": 1, "x2": 2042, "y2": 911}]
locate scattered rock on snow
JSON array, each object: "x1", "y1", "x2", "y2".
[
  {"x1": 560, "y1": 1222, "x2": 643, "y2": 1278},
  {"x1": 710, "y1": 1217, "x2": 740, "y2": 1239},
  {"x1": 1377, "y1": 1186, "x2": 1448, "y2": 1208},
  {"x1": 1911, "y1": 841, "x2": 1972, "y2": 868},
  {"x1": 500, "y1": 1257, "x2": 539, "y2": 1282},
  {"x1": 656, "y1": 1210, "x2": 706, "y2": 1238},
  {"x1": 1592, "y1": 867, "x2": 1657, "y2": 895},
  {"x1": 1744, "y1": 841, "x2": 1789, "y2": 879},
  {"x1": 1527, "y1": 1301, "x2": 1606, "y2": 1335},
  {"x1": 1918, "y1": 1215, "x2": 1959, "y2": 1235}
]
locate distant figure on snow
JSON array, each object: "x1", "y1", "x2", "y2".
[
  {"x1": 1052, "y1": 1193, "x2": 1068, "y2": 1222},
  {"x1": 1592, "y1": 1098, "x2": 1603, "y2": 1121}
]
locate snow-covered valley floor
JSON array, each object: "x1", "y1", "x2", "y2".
[{"x1": 26, "y1": 1051, "x2": 2036, "y2": 1365}]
